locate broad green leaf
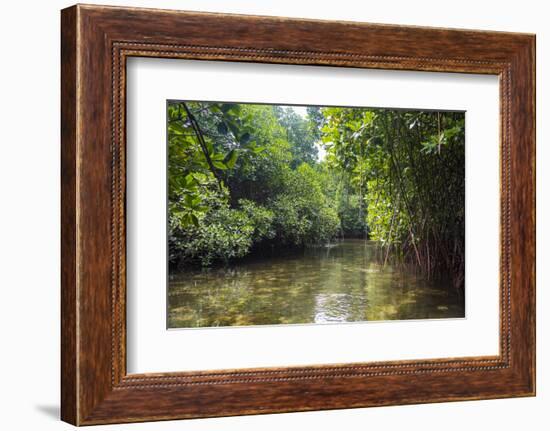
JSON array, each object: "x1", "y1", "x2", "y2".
[
  {"x1": 211, "y1": 153, "x2": 225, "y2": 161},
  {"x1": 212, "y1": 160, "x2": 228, "y2": 170},
  {"x1": 224, "y1": 150, "x2": 239, "y2": 169},
  {"x1": 206, "y1": 140, "x2": 214, "y2": 155}
]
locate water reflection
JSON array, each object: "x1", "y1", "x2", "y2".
[{"x1": 168, "y1": 240, "x2": 464, "y2": 328}]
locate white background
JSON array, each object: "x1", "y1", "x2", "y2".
[
  {"x1": 127, "y1": 59, "x2": 500, "y2": 373},
  {"x1": 0, "y1": 0, "x2": 547, "y2": 430}
]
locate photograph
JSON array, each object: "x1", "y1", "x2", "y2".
[
  {"x1": 167, "y1": 101, "x2": 466, "y2": 328},
  {"x1": 45, "y1": 1, "x2": 539, "y2": 425},
  {"x1": 46, "y1": 2, "x2": 536, "y2": 426}
]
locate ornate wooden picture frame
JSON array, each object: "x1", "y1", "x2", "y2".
[{"x1": 61, "y1": 4, "x2": 535, "y2": 425}]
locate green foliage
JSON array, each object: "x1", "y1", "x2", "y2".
[
  {"x1": 168, "y1": 100, "x2": 465, "y2": 291},
  {"x1": 321, "y1": 108, "x2": 465, "y2": 287},
  {"x1": 238, "y1": 199, "x2": 276, "y2": 243},
  {"x1": 168, "y1": 101, "x2": 336, "y2": 267},
  {"x1": 270, "y1": 164, "x2": 340, "y2": 246},
  {"x1": 170, "y1": 203, "x2": 254, "y2": 267},
  {"x1": 273, "y1": 106, "x2": 319, "y2": 166},
  {"x1": 338, "y1": 192, "x2": 367, "y2": 236},
  {"x1": 225, "y1": 104, "x2": 293, "y2": 204}
]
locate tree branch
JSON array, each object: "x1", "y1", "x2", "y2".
[{"x1": 181, "y1": 102, "x2": 225, "y2": 192}]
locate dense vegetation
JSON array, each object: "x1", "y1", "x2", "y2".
[{"x1": 168, "y1": 101, "x2": 465, "y2": 290}]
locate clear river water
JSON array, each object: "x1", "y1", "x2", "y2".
[{"x1": 168, "y1": 239, "x2": 464, "y2": 328}]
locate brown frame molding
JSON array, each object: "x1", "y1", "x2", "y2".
[{"x1": 61, "y1": 4, "x2": 535, "y2": 425}]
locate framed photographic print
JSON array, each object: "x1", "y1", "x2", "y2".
[{"x1": 61, "y1": 4, "x2": 535, "y2": 425}]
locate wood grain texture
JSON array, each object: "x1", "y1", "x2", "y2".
[
  {"x1": 60, "y1": 4, "x2": 535, "y2": 425},
  {"x1": 60, "y1": 5, "x2": 78, "y2": 425}
]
